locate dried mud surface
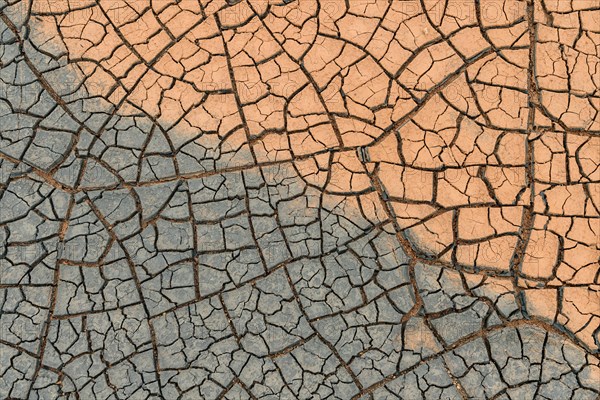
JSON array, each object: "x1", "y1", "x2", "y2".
[{"x1": 0, "y1": 0, "x2": 599, "y2": 399}]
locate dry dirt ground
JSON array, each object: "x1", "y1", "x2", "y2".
[{"x1": 0, "y1": 0, "x2": 599, "y2": 399}]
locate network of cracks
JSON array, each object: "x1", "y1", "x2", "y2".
[{"x1": 0, "y1": 0, "x2": 599, "y2": 399}]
